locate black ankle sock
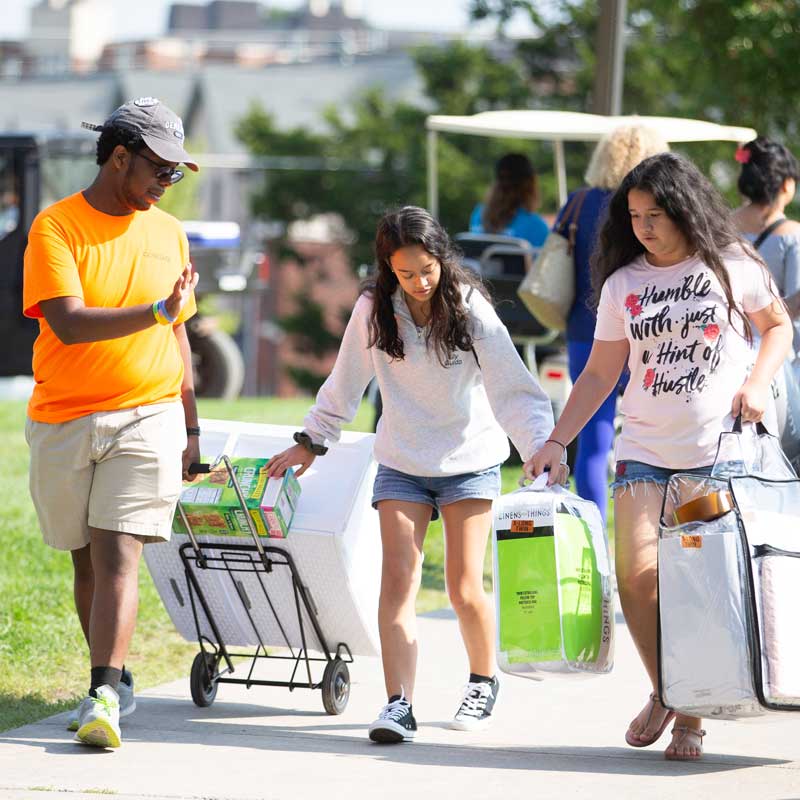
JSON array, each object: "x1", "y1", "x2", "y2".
[
  {"x1": 120, "y1": 666, "x2": 132, "y2": 686},
  {"x1": 89, "y1": 666, "x2": 122, "y2": 697},
  {"x1": 469, "y1": 672, "x2": 495, "y2": 684},
  {"x1": 388, "y1": 694, "x2": 410, "y2": 708}
]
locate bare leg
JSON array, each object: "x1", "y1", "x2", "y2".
[
  {"x1": 614, "y1": 483, "x2": 703, "y2": 757},
  {"x1": 441, "y1": 499, "x2": 495, "y2": 677},
  {"x1": 87, "y1": 529, "x2": 143, "y2": 670},
  {"x1": 71, "y1": 544, "x2": 94, "y2": 649},
  {"x1": 376, "y1": 500, "x2": 432, "y2": 702}
]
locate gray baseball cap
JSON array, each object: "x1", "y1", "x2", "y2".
[{"x1": 82, "y1": 96, "x2": 199, "y2": 171}]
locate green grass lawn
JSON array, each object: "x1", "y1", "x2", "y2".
[{"x1": 0, "y1": 396, "x2": 611, "y2": 733}]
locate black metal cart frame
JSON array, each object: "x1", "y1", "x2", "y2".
[{"x1": 176, "y1": 455, "x2": 353, "y2": 714}]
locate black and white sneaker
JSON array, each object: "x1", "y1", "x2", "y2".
[
  {"x1": 368, "y1": 692, "x2": 417, "y2": 743},
  {"x1": 450, "y1": 676, "x2": 499, "y2": 731}
]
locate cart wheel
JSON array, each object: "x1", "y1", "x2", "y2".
[
  {"x1": 190, "y1": 651, "x2": 218, "y2": 707},
  {"x1": 321, "y1": 658, "x2": 350, "y2": 715}
]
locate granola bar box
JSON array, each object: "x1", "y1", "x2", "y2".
[{"x1": 173, "y1": 458, "x2": 301, "y2": 538}]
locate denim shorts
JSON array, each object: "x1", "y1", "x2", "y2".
[
  {"x1": 371, "y1": 463, "x2": 502, "y2": 521},
  {"x1": 610, "y1": 459, "x2": 729, "y2": 495}
]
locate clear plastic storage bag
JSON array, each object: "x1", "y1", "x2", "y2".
[
  {"x1": 492, "y1": 474, "x2": 614, "y2": 678},
  {"x1": 657, "y1": 418, "x2": 800, "y2": 718},
  {"x1": 658, "y1": 473, "x2": 763, "y2": 719}
]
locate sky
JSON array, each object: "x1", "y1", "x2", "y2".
[{"x1": 1, "y1": 0, "x2": 536, "y2": 40}]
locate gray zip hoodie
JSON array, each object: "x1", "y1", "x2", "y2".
[{"x1": 302, "y1": 285, "x2": 554, "y2": 477}]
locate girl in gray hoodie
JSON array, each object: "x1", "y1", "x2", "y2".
[{"x1": 268, "y1": 206, "x2": 563, "y2": 743}]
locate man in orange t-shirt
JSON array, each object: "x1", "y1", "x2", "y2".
[{"x1": 23, "y1": 97, "x2": 201, "y2": 749}]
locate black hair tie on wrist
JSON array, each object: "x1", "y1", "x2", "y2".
[
  {"x1": 186, "y1": 426, "x2": 201, "y2": 437},
  {"x1": 293, "y1": 431, "x2": 328, "y2": 456}
]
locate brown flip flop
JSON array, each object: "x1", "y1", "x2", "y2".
[{"x1": 625, "y1": 692, "x2": 676, "y2": 748}]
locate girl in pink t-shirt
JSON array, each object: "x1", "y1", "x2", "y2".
[{"x1": 526, "y1": 152, "x2": 792, "y2": 761}]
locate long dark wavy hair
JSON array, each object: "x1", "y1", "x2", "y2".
[
  {"x1": 592, "y1": 152, "x2": 772, "y2": 344},
  {"x1": 365, "y1": 206, "x2": 488, "y2": 366},
  {"x1": 483, "y1": 153, "x2": 539, "y2": 232}
]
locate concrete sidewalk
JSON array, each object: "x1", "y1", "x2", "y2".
[{"x1": 1, "y1": 608, "x2": 799, "y2": 800}]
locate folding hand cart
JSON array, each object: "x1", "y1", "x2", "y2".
[{"x1": 176, "y1": 456, "x2": 353, "y2": 714}]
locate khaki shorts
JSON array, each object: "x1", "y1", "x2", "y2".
[{"x1": 26, "y1": 402, "x2": 187, "y2": 551}]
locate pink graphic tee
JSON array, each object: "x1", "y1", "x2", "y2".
[{"x1": 594, "y1": 248, "x2": 776, "y2": 468}]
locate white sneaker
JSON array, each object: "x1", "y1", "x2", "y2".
[
  {"x1": 368, "y1": 691, "x2": 417, "y2": 743},
  {"x1": 450, "y1": 677, "x2": 499, "y2": 731},
  {"x1": 74, "y1": 685, "x2": 121, "y2": 748},
  {"x1": 67, "y1": 674, "x2": 135, "y2": 731}
]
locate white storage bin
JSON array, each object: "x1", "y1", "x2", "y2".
[{"x1": 144, "y1": 420, "x2": 381, "y2": 657}]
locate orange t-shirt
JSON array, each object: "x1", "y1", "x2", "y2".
[{"x1": 23, "y1": 192, "x2": 197, "y2": 423}]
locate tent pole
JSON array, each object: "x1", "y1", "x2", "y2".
[
  {"x1": 427, "y1": 129, "x2": 438, "y2": 219},
  {"x1": 554, "y1": 139, "x2": 567, "y2": 206}
]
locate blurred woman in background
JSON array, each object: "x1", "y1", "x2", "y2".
[{"x1": 469, "y1": 152, "x2": 549, "y2": 248}]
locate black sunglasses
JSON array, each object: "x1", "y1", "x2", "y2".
[{"x1": 135, "y1": 151, "x2": 184, "y2": 185}]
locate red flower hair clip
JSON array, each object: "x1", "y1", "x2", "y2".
[{"x1": 735, "y1": 146, "x2": 751, "y2": 164}]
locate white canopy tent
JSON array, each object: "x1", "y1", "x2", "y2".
[{"x1": 425, "y1": 110, "x2": 757, "y2": 216}]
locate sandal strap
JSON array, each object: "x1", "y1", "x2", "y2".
[
  {"x1": 670, "y1": 725, "x2": 706, "y2": 741},
  {"x1": 643, "y1": 692, "x2": 664, "y2": 727}
]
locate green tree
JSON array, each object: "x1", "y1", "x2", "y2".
[
  {"x1": 471, "y1": 0, "x2": 800, "y2": 139},
  {"x1": 470, "y1": 0, "x2": 800, "y2": 199}
]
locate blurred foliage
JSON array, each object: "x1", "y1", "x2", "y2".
[
  {"x1": 474, "y1": 0, "x2": 800, "y2": 205},
  {"x1": 239, "y1": 0, "x2": 800, "y2": 256},
  {"x1": 236, "y1": 42, "x2": 558, "y2": 268},
  {"x1": 196, "y1": 295, "x2": 241, "y2": 336}
]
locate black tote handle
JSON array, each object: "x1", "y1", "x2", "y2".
[{"x1": 731, "y1": 413, "x2": 771, "y2": 436}]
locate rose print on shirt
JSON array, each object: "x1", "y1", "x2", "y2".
[
  {"x1": 625, "y1": 293, "x2": 643, "y2": 318},
  {"x1": 701, "y1": 323, "x2": 720, "y2": 344},
  {"x1": 643, "y1": 368, "x2": 656, "y2": 390}
]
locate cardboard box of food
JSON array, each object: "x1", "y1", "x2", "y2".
[{"x1": 172, "y1": 458, "x2": 301, "y2": 538}]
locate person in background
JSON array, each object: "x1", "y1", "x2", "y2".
[
  {"x1": 0, "y1": 177, "x2": 19, "y2": 238},
  {"x1": 268, "y1": 206, "x2": 562, "y2": 744},
  {"x1": 555, "y1": 124, "x2": 669, "y2": 526},
  {"x1": 23, "y1": 98, "x2": 200, "y2": 749},
  {"x1": 527, "y1": 152, "x2": 791, "y2": 761},
  {"x1": 469, "y1": 152, "x2": 549, "y2": 248},
  {"x1": 732, "y1": 136, "x2": 800, "y2": 357}
]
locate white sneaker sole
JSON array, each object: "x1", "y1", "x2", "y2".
[
  {"x1": 368, "y1": 720, "x2": 416, "y2": 743},
  {"x1": 75, "y1": 718, "x2": 121, "y2": 748},
  {"x1": 449, "y1": 716, "x2": 492, "y2": 732}
]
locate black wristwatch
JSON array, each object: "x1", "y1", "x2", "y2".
[
  {"x1": 186, "y1": 426, "x2": 201, "y2": 437},
  {"x1": 293, "y1": 431, "x2": 328, "y2": 456}
]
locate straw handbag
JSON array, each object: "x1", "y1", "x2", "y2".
[{"x1": 517, "y1": 190, "x2": 587, "y2": 331}]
